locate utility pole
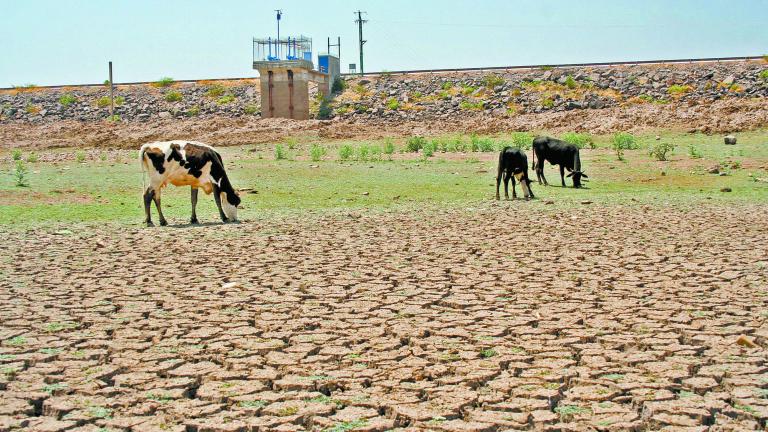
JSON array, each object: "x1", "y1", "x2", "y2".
[
  {"x1": 108, "y1": 61, "x2": 114, "y2": 117},
  {"x1": 354, "y1": 11, "x2": 367, "y2": 75},
  {"x1": 275, "y1": 10, "x2": 282, "y2": 57}
]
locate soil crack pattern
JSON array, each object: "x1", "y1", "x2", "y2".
[{"x1": 1, "y1": 204, "x2": 767, "y2": 431}]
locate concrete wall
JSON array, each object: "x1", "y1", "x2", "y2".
[{"x1": 258, "y1": 67, "x2": 310, "y2": 120}]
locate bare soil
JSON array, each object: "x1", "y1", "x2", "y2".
[
  {"x1": 1, "y1": 203, "x2": 767, "y2": 430},
  {"x1": 2, "y1": 98, "x2": 766, "y2": 150}
]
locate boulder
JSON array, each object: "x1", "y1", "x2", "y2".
[{"x1": 724, "y1": 135, "x2": 737, "y2": 145}]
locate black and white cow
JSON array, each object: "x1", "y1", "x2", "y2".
[
  {"x1": 496, "y1": 146, "x2": 535, "y2": 200},
  {"x1": 139, "y1": 141, "x2": 241, "y2": 226},
  {"x1": 531, "y1": 136, "x2": 588, "y2": 188}
]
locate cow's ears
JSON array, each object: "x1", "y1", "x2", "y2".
[
  {"x1": 581, "y1": 173, "x2": 588, "y2": 178},
  {"x1": 566, "y1": 172, "x2": 573, "y2": 178}
]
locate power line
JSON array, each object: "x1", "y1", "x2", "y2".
[{"x1": 354, "y1": 11, "x2": 368, "y2": 75}]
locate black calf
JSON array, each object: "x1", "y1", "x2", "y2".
[{"x1": 496, "y1": 147, "x2": 535, "y2": 200}]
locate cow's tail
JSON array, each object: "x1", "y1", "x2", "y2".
[{"x1": 139, "y1": 145, "x2": 148, "y2": 193}]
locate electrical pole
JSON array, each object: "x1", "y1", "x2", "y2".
[
  {"x1": 354, "y1": 11, "x2": 367, "y2": 75},
  {"x1": 275, "y1": 10, "x2": 282, "y2": 57},
  {"x1": 108, "y1": 61, "x2": 114, "y2": 117}
]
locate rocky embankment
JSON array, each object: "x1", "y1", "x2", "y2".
[{"x1": 1, "y1": 60, "x2": 766, "y2": 149}]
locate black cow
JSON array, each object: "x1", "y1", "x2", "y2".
[
  {"x1": 496, "y1": 146, "x2": 535, "y2": 200},
  {"x1": 531, "y1": 136, "x2": 588, "y2": 188}
]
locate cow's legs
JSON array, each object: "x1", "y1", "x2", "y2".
[
  {"x1": 503, "y1": 171, "x2": 511, "y2": 200},
  {"x1": 152, "y1": 189, "x2": 168, "y2": 226},
  {"x1": 559, "y1": 165, "x2": 566, "y2": 187},
  {"x1": 537, "y1": 161, "x2": 548, "y2": 186},
  {"x1": 190, "y1": 187, "x2": 200, "y2": 225},
  {"x1": 510, "y1": 175, "x2": 518, "y2": 200},
  {"x1": 143, "y1": 187, "x2": 155, "y2": 226},
  {"x1": 212, "y1": 184, "x2": 228, "y2": 222},
  {"x1": 495, "y1": 170, "x2": 502, "y2": 200},
  {"x1": 525, "y1": 174, "x2": 535, "y2": 200}
]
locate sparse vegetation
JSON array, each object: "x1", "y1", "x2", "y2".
[
  {"x1": 186, "y1": 105, "x2": 201, "y2": 117},
  {"x1": 114, "y1": 96, "x2": 125, "y2": 106},
  {"x1": 59, "y1": 93, "x2": 77, "y2": 107},
  {"x1": 760, "y1": 70, "x2": 768, "y2": 81},
  {"x1": 442, "y1": 82, "x2": 454, "y2": 90},
  {"x1": 422, "y1": 140, "x2": 436, "y2": 158},
  {"x1": 541, "y1": 98, "x2": 554, "y2": 109},
  {"x1": 217, "y1": 94, "x2": 236, "y2": 105},
  {"x1": 27, "y1": 152, "x2": 39, "y2": 163},
  {"x1": 13, "y1": 160, "x2": 29, "y2": 187},
  {"x1": 96, "y1": 97, "x2": 111, "y2": 108},
  {"x1": 12, "y1": 149, "x2": 22, "y2": 161},
  {"x1": 153, "y1": 77, "x2": 175, "y2": 88},
  {"x1": 206, "y1": 84, "x2": 226, "y2": 98},
  {"x1": 357, "y1": 144, "x2": 370, "y2": 161},
  {"x1": 406, "y1": 136, "x2": 427, "y2": 152},
  {"x1": 324, "y1": 419, "x2": 368, "y2": 432},
  {"x1": 386, "y1": 98, "x2": 400, "y2": 110},
  {"x1": 564, "y1": 75, "x2": 577, "y2": 89},
  {"x1": 332, "y1": 77, "x2": 347, "y2": 93},
  {"x1": 75, "y1": 150, "x2": 86, "y2": 163},
  {"x1": 338, "y1": 144, "x2": 354, "y2": 161},
  {"x1": 480, "y1": 348, "x2": 497, "y2": 358},
  {"x1": 244, "y1": 104, "x2": 258, "y2": 115},
  {"x1": 560, "y1": 132, "x2": 594, "y2": 149},
  {"x1": 164, "y1": 91, "x2": 182, "y2": 102},
  {"x1": 688, "y1": 144, "x2": 703, "y2": 159},
  {"x1": 612, "y1": 132, "x2": 637, "y2": 161},
  {"x1": 510, "y1": 132, "x2": 534, "y2": 150},
  {"x1": 459, "y1": 100, "x2": 485, "y2": 111},
  {"x1": 482, "y1": 74, "x2": 505, "y2": 89},
  {"x1": 25, "y1": 103, "x2": 41, "y2": 114},
  {"x1": 274, "y1": 144, "x2": 286, "y2": 160},
  {"x1": 667, "y1": 84, "x2": 693, "y2": 95},
  {"x1": 650, "y1": 141, "x2": 675, "y2": 161},
  {"x1": 383, "y1": 139, "x2": 396, "y2": 159}
]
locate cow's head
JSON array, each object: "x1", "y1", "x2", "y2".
[
  {"x1": 221, "y1": 190, "x2": 241, "y2": 222},
  {"x1": 567, "y1": 171, "x2": 588, "y2": 188},
  {"x1": 513, "y1": 168, "x2": 534, "y2": 198}
]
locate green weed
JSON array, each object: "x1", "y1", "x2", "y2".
[
  {"x1": 11, "y1": 149, "x2": 22, "y2": 161},
  {"x1": 483, "y1": 74, "x2": 505, "y2": 88},
  {"x1": 310, "y1": 144, "x2": 327, "y2": 162},
  {"x1": 13, "y1": 160, "x2": 29, "y2": 187},
  {"x1": 339, "y1": 144, "x2": 354, "y2": 161},
  {"x1": 649, "y1": 141, "x2": 675, "y2": 161},
  {"x1": 206, "y1": 84, "x2": 226, "y2": 98},
  {"x1": 274, "y1": 144, "x2": 286, "y2": 160},
  {"x1": 217, "y1": 94, "x2": 236, "y2": 105},
  {"x1": 560, "y1": 132, "x2": 594, "y2": 149},
  {"x1": 154, "y1": 77, "x2": 174, "y2": 88},
  {"x1": 164, "y1": 91, "x2": 182, "y2": 102},
  {"x1": 59, "y1": 93, "x2": 77, "y2": 107},
  {"x1": 386, "y1": 98, "x2": 400, "y2": 110},
  {"x1": 406, "y1": 136, "x2": 426, "y2": 152}
]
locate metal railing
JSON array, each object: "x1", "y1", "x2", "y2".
[{"x1": 1, "y1": 55, "x2": 763, "y2": 90}]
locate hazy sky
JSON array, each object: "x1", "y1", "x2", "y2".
[{"x1": 1, "y1": 0, "x2": 766, "y2": 87}]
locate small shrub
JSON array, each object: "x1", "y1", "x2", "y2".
[
  {"x1": 357, "y1": 144, "x2": 370, "y2": 161},
  {"x1": 688, "y1": 145, "x2": 703, "y2": 159},
  {"x1": 405, "y1": 136, "x2": 427, "y2": 152},
  {"x1": 353, "y1": 84, "x2": 367, "y2": 95},
  {"x1": 115, "y1": 96, "x2": 125, "y2": 106},
  {"x1": 164, "y1": 91, "x2": 182, "y2": 102},
  {"x1": 480, "y1": 348, "x2": 497, "y2": 358},
  {"x1": 11, "y1": 149, "x2": 22, "y2": 161},
  {"x1": 442, "y1": 82, "x2": 454, "y2": 90},
  {"x1": 560, "y1": 132, "x2": 593, "y2": 149},
  {"x1": 469, "y1": 135, "x2": 494, "y2": 152},
  {"x1": 613, "y1": 132, "x2": 639, "y2": 150},
  {"x1": 482, "y1": 74, "x2": 505, "y2": 89},
  {"x1": 99, "y1": 152, "x2": 108, "y2": 161},
  {"x1": 310, "y1": 144, "x2": 326, "y2": 162},
  {"x1": 317, "y1": 96, "x2": 333, "y2": 119},
  {"x1": 103, "y1": 80, "x2": 111, "y2": 86},
  {"x1": 370, "y1": 145, "x2": 382, "y2": 161},
  {"x1": 217, "y1": 94, "x2": 236, "y2": 105},
  {"x1": 564, "y1": 75, "x2": 577, "y2": 89},
  {"x1": 422, "y1": 140, "x2": 436, "y2": 158},
  {"x1": 286, "y1": 138, "x2": 298, "y2": 150},
  {"x1": 206, "y1": 84, "x2": 226, "y2": 98},
  {"x1": 760, "y1": 70, "x2": 768, "y2": 81},
  {"x1": 667, "y1": 84, "x2": 692, "y2": 95},
  {"x1": 59, "y1": 93, "x2": 77, "y2": 107},
  {"x1": 338, "y1": 144, "x2": 354, "y2": 161},
  {"x1": 154, "y1": 77, "x2": 174, "y2": 88},
  {"x1": 274, "y1": 144, "x2": 286, "y2": 160},
  {"x1": 13, "y1": 160, "x2": 29, "y2": 187},
  {"x1": 332, "y1": 77, "x2": 347, "y2": 93},
  {"x1": 75, "y1": 150, "x2": 86, "y2": 163},
  {"x1": 335, "y1": 105, "x2": 351, "y2": 115},
  {"x1": 26, "y1": 104, "x2": 41, "y2": 114},
  {"x1": 383, "y1": 139, "x2": 396, "y2": 158},
  {"x1": 541, "y1": 98, "x2": 554, "y2": 109},
  {"x1": 459, "y1": 100, "x2": 485, "y2": 111},
  {"x1": 186, "y1": 105, "x2": 201, "y2": 117},
  {"x1": 244, "y1": 104, "x2": 258, "y2": 115},
  {"x1": 27, "y1": 152, "x2": 38, "y2": 163},
  {"x1": 510, "y1": 132, "x2": 533, "y2": 150},
  {"x1": 386, "y1": 98, "x2": 400, "y2": 110},
  {"x1": 650, "y1": 141, "x2": 675, "y2": 161},
  {"x1": 438, "y1": 90, "x2": 452, "y2": 100},
  {"x1": 96, "y1": 97, "x2": 111, "y2": 108},
  {"x1": 107, "y1": 114, "x2": 121, "y2": 122}
]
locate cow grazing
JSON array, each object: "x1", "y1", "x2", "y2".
[
  {"x1": 139, "y1": 141, "x2": 241, "y2": 226},
  {"x1": 531, "y1": 136, "x2": 588, "y2": 188},
  {"x1": 496, "y1": 146, "x2": 535, "y2": 200}
]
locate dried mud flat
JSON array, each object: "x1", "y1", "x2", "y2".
[{"x1": 1, "y1": 204, "x2": 767, "y2": 432}]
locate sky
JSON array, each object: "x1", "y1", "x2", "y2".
[{"x1": 1, "y1": 0, "x2": 766, "y2": 87}]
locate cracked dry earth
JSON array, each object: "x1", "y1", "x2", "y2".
[{"x1": 1, "y1": 204, "x2": 767, "y2": 432}]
